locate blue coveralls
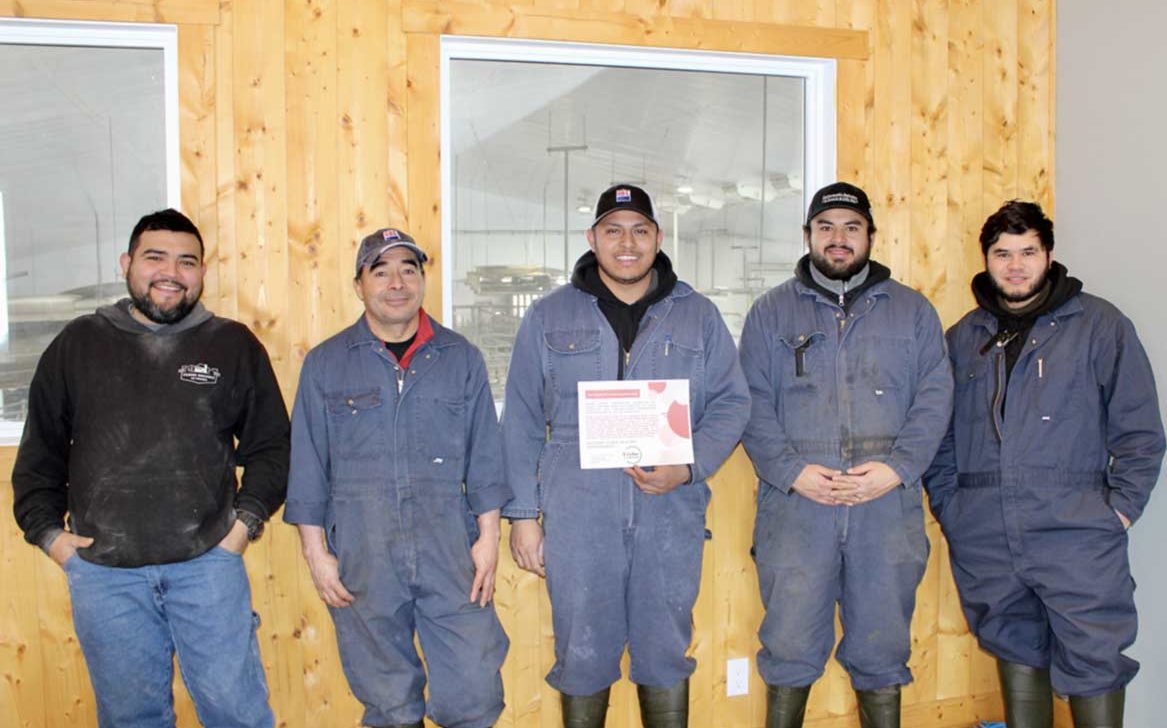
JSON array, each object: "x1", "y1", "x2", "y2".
[
  {"x1": 923, "y1": 292, "x2": 1165, "y2": 696},
  {"x1": 501, "y1": 280, "x2": 749, "y2": 696},
  {"x1": 285, "y1": 315, "x2": 511, "y2": 728},
  {"x1": 739, "y1": 271, "x2": 953, "y2": 691}
]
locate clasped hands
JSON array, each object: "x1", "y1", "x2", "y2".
[{"x1": 792, "y1": 461, "x2": 902, "y2": 506}]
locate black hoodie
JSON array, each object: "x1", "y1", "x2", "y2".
[
  {"x1": 12, "y1": 300, "x2": 290, "y2": 567},
  {"x1": 571, "y1": 250, "x2": 678, "y2": 379},
  {"x1": 971, "y1": 260, "x2": 1083, "y2": 396}
]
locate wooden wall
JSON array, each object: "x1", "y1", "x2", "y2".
[{"x1": 0, "y1": 0, "x2": 1061, "y2": 726}]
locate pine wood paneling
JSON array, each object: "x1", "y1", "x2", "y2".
[
  {"x1": 400, "y1": 1, "x2": 869, "y2": 60},
  {"x1": 0, "y1": 0, "x2": 218, "y2": 24},
  {"x1": 0, "y1": 0, "x2": 1063, "y2": 726}
]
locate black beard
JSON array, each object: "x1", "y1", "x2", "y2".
[
  {"x1": 810, "y1": 245, "x2": 870, "y2": 281},
  {"x1": 992, "y1": 269, "x2": 1049, "y2": 304},
  {"x1": 128, "y1": 282, "x2": 199, "y2": 324}
]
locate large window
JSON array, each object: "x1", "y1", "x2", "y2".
[
  {"x1": 442, "y1": 38, "x2": 835, "y2": 389},
  {"x1": 0, "y1": 19, "x2": 178, "y2": 441}
]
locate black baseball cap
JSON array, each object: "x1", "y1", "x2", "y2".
[
  {"x1": 592, "y1": 184, "x2": 658, "y2": 227},
  {"x1": 805, "y1": 182, "x2": 875, "y2": 227},
  {"x1": 355, "y1": 228, "x2": 429, "y2": 276}
]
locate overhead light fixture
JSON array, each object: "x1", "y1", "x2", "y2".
[
  {"x1": 676, "y1": 184, "x2": 694, "y2": 195},
  {"x1": 576, "y1": 205, "x2": 591, "y2": 213},
  {"x1": 688, "y1": 192, "x2": 725, "y2": 211}
]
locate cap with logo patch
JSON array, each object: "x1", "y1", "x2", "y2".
[
  {"x1": 355, "y1": 228, "x2": 429, "y2": 276},
  {"x1": 805, "y1": 182, "x2": 874, "y2": 227},
  {"x1": 592, "y1": 184, "x2": 658, "y2": 227}
]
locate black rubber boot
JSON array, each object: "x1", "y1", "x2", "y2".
[
  {"x1": 637, "y1": 678, "x2": 689, "y2": 728},
  {"x1": 997, "y1": 659, "x2": 1053, "y2": 728},
  {"x1": 856, "y1": 685, "x2": 901, "y2": 728},
  {"x1": 765, "y1": 684, "x2": 810, "y2": 728},
  {"x1": 561, "y1": 687, "x2": 611, "y2": 728},
  {"x1": 1069, "y1": 688, "x2": 1125, "y2": 728}
]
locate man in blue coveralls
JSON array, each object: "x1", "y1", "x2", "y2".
[
  {"x1": 503, "y1": 184, "x2": 749, "y2": 727},
  {"x1": 924, "y1": 201, "x2": 1165, "y2": 728},
  {"x1": 739, "y1": 182, "x2": 953, "y2": 728},
  {"x1": 284, "y1": 228, "x2": 511, "y2": 728}
]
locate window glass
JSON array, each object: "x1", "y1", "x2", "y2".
[
  {"x1": 0, "y1": 23, "x2": 174, "y2": 437},
  {"x1": 446, "y1": 45, "x2": 832, "y2": 390}
]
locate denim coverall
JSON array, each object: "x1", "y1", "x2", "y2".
[
  {"x1": 739, "y1": 270, "x2": 953, "y2": 690},
  {"x1": 924, "y1": 292, "x2": 1165, "y2": 695},
  {"x1": 501, "y1": 281, "x2": 749, "y2": 696},
  {"x1": 285, "y1": 315, "x2": 511, "y2": 728}
]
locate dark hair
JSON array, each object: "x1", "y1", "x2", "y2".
[
  {"x1": 128, "y1": 209, "x2": 205, "y2": 256},
  {"x1": 979, "y1": 200, "x2": 1054, "y2": 255}
]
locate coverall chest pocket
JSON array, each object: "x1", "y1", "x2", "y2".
[
  {"x1": 545, "y1": 329, "x2": 602, "y2": 396},
  {"x1": 413, "y1": 395, "x2": 468, "y2": 482},
  {"x1": 1030, "y1": 348, "x2": 1084, "y2": 416},
  {"x1": 777, "y1": 331, "x2": 827, "y2": 381},
  {"x1": 652, "y1": 330, "x2": 703, "y2": 380},
  {"x1": 776, "y1": 332, "x2": 827, "y2": 429},
  {"x1": 325, "y1": 388, "x2": 385, "y2": 459},
  {"x1": 849, "y1": 334, "x2": 913, "y2": 424},
  {"x1": 954, "y1": 361, "x2": 990, "y2": 422}
]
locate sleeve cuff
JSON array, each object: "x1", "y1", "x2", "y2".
[
  {"x1": 233, "y1": 496, "x2": 270, "y2": 522},
  {"x1": 885, "y1": 457, "x2": 918, "y2": 489},
  {"x1": 37, "y1": 527, "x2": 65, "y2": 554},
  {"x1": 467, "y1": 483, "x2": 512, "y2": 515},
  {"x1": 282, "y1": 500, "x2": 327, "y2": 526},
  {"x1": 773, "y1": 458, "x2": 810, "y2": 494}
]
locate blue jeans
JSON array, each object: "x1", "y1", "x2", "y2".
[{"x1": 64, "y1": 546, "x2": 273, "y2": 728}]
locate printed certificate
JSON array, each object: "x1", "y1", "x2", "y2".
[{"x1": 577, "y1": 379, "x2": 694, "y2": 469}]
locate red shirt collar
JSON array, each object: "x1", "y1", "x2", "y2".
[{"x1": 394, "y1": 308, "x2": 433, "y2": 368}]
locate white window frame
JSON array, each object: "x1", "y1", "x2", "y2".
[
  {"x1": 438, "y1": 35, "x2": 837, "y2": 324},
  {"x1": 0, "y1": 18, "x2": 180, "y2": 444}
]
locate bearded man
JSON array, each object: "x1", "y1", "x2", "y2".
[
  {"x1": 739, "y1": 182, "x2": 953, "y2": 728},
  {"x1": 12, "y1": 208, "x2": 289, "y2": 728},
  {"x1": 924, "y1": 200, "x2": 1164, "y2": 728}
]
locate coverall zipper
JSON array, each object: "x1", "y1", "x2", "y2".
[{"x1": 992, "y1": 350, "x2": 1005, "y2": 442}]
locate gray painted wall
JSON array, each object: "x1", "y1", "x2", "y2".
[{"x1": 1057, "y1": 1, "x2": 1167, "y2": 723}]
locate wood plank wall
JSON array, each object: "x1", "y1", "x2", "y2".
[{"x1": 0, "y1": 0, "x2": 1060, "y2": 726}]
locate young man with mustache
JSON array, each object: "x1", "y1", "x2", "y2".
[
  {"x1": 504, "y1": 184, "x2": 749, "y2": 727},
  {"x1": 924, "y1": 200, "x2": 1165, "y2": 728},
  {"x1": 12, "y1": 208, "x2": 290, "y2": 727},
  {"x1": 739, "y1": 182, "x2": 953, "y2": 728}
]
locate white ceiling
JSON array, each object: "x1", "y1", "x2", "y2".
[{"x1": 0, "y1": 44, "x2": 166, "y2": 298}]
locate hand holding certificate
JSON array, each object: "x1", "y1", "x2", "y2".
[{"x1": 577, "y1": 379, "x2": 694, "y2": 470}]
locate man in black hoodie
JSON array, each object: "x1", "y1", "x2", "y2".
[
  {"x1": 12, "y1": 209, "x2": 289, "y2": 728},
  {"x1": 924, "y1": 201, "x2": 1164, "y2": 728}
]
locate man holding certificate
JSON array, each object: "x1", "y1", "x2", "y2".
[
  {"x1": 503, "y1": 184, "x2": 749, "y2": 728},
  {"x1": 739, "y1": 182, "x2": 953, "y2": 728}
]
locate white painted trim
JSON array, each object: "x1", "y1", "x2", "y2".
[{"x1": 438, "y1": 35, "x2": 837, "y2": 324}]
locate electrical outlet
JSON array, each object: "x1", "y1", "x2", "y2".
[{"x1": 726, "y1": 657, "x2": 749, "y2": 696}]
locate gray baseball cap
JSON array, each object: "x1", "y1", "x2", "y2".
[{"x1": 355, "y1": 228, "x2": 429, "y2": 275}]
